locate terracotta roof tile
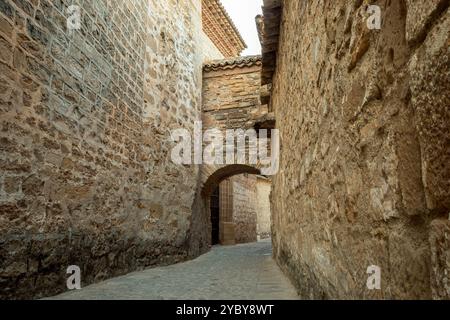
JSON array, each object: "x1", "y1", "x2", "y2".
[{"x1": 203, "y1": 55, "x2": 262, "y2": 72}]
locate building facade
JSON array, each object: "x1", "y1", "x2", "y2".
[
  {"x1": 0, "y1": 0, "x2": 266, "y2": 299},
  {"x1": 262, "y1": 0, "x2": 450, "y2": 300}
]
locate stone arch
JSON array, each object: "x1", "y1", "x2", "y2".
[
  {"x1": 188, "y1": 164, "x2": 262, "y2": 250},
  {"x1": 201, "y1": 164, "x2": 261, "y2": 198}
]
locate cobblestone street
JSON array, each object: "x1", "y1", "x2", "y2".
[{"x1": 49, "y1": 240, "x2": 299, "y2": 300}]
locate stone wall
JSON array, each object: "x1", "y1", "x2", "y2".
[
  {"x1": 202, "y1": 56, "x2": 265, "y2": 130},
  {"x1": 256, "y1": 176, "x2": 271, "y2": 240},
  {"x1": 270, "y1": 0, "x2": 449, "y2": 299},
  {"x1": 232, "y1": 174, "x2": 258, "y2": 244},
  {"x1": 193, "y1": 57, "x2": 267, "y2": 248},
  {"x1": 199, "y1": 56, "x2": 271, "y2": 193},
  {"x1": 0, "y1": 0, "x2": 209, "y2": 299}
]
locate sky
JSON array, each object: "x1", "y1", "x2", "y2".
[{"x1": 221, "y1": 0, "x2": 263, "y2": 56}]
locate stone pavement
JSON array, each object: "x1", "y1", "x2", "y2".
[{"x1": 49, "y1": 239, "x2": 299, "y2": 300}]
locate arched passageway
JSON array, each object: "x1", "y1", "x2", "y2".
[
  {"x1": 210, "y1": 186, "x2": 220, "y2": 245},
  {"x1": 198, "y1": 164, "x2": 271, "y2": 247}
]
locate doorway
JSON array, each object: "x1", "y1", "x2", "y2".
[{"x1": 210, "y1": 186, "x2": 220, "y2": 245}]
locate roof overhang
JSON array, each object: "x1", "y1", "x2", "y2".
[
  {"x1": 202, "y1": 0, "x2": 247, "y2": 57},
  {"x1": 258, "y1": 0, "x2": 282, "y2": 86},
  {"x1": 203, "y1": 55, "x2": 262, "y2": 72}
]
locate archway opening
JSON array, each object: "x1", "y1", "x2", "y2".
[
  {"x1": 201, "y1": 165, "x2": 272, "y2": 247},
  {"x1": 210, "y1": 186, "x2": 220, "y2": 245}
]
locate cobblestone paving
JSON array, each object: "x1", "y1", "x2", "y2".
[{"x1": 49, "y1": 239, "x2": 299, "y2": 300}]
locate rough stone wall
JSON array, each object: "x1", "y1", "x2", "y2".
[
  {"x1": 194, "y1": 59, "x2": 267, "y2": 248},
  {"x1": 200, "y1": 58, "x2": 269, "y2": 192},
  {"x1": 256, "y1": 176, "x2": 271, "y2": 240},
  {"x1": 232, "y1": 174, "x2": 258, "y2": 244},
  {"x1": 271, "y1": 0, "x2": 449, "y2": 299},
  {"x1": 202, "y1": 58, "x2": 265, "y2": 130},
  {"x1": 0, "y1": 0, "x2": 206, "y2": 299}
]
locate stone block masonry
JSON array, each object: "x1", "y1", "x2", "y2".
[
  {"x1": 269, "y1": 0, "x2": 450, "y2": 299},
  {"x1": 216, "y1": 174, "x2": 271, "y2": 245},
  {"x1": 232, "y1": 174, "x2": 258, "y2": 244},
  {"x1": 195, "y1": 56, "x2": 272, "y2": 249},
  {"x1": 0, "y1": 0, "x2": 207, "y2": 299},
  {"x1": 256, "y1": 176, "x2": 271, "y2": 240},
  {"x1": 2, "y1": 0, "x2": 447, "y2": 301}
]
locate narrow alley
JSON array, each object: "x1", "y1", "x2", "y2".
[
  {"x1": 1, "y1": 0, "x2": 449, "y2": 301},
  {"x1": 48, "y1": 240, "x2": 298, "y2": 300}
]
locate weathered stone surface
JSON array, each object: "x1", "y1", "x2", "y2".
[
  {"x1": 269, "y1": 0, "x2": 449, "y2": 299},
  {"x1": 0, "y1": 0, "x2": 213, "y2": 299},
  {"x1": 2, "y1": 0, "x2": 448, "y2": 301},
  {"x1": 48, "y1": 240, "x2": 299, "y2": 300},
  {"x1": 406, "y1": 0, "x2": 449, "y2": 45},
  {"x1": 215, "y1": 174, "x2": 263, "y2": 245},
  {"x1": 429, "y1": 218, "x2": 450, "y2": 299},
  {"x1": 191, "y1": 56, "x2": 270, "y2": 250},
  {"x1": 232, "y1": 174, "x2": 258, "y2": 244},
  {"x1": 409, "y1": 10, "x2": 450, "y2": 212}
]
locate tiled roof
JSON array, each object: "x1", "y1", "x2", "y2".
[
  {"x1": 203, "y1": 55, "x2": 262, "y2": 72},
  {"x1": 202, "y1": 0, "x2": 247, "y2": 57},
  {"x1": 260, "y1": 0, "x2": 282, "y2": 86}
]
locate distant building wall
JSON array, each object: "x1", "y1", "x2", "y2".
[
  {"x1": 233, "y1": 174, "x2": 258, "y2": 244},
  {"x1": 256, "y1": 176, "x2": 271, "y2": 240}
]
